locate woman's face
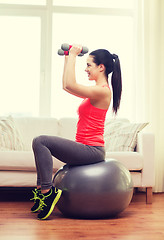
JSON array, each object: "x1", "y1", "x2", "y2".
[{"x1": 85, "y1": 55, "x2": 100, "y2": 81}]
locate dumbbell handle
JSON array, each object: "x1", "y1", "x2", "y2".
[
  {"x1": 61, "y1": 43, "x2": 88, "y2": 54},
  {"x1": 58, "y1": 49, "x2": 84, "y2": 57}
]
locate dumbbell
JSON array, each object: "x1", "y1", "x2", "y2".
[
  {"x1": 58, "y1": 43, "x2": 88, "y2": 56},
  {"x1": 58, "y1": 49, "x2": 84, "y2": 56}
]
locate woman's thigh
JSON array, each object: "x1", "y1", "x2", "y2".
[{"x1": 34, "y1": 135, "x2": 105, "y2": 166}]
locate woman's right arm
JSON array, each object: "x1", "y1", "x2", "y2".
[{"x1": 62, "y1": 55, "x2": 69, "y2": 90}]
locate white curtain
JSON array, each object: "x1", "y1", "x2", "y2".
[{"x1": 136, "y1": 0, "x2": 164, "y2": 192}]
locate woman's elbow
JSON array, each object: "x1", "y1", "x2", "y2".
[
  {"x1": 62, "y1": 84, "x2": 67, "y2": 91},
  {"x1": 63, "y1": 82, "x2": 72, "y2": 91},
  {"x1": 62, "y1": 84, "x2": 70, "y2": 92}
]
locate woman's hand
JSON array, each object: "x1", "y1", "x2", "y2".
[{"x1": 69, "y1": 44, "x2": 82, "y2": 57}]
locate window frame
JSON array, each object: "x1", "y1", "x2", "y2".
[
  {"x1": 0, "y1": 3, "x2": 52, "y2": 116},
  {"x1": 0, "y1": 0, "x2": 137, "y2": 118}
]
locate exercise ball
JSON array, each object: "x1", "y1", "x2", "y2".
[{"x1": 53, "y1": 159, "x2": 133, "y2": 219}]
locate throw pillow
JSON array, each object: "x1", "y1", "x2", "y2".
[
  {"x1": 0, "y1": 116, "x2": 24, "y2": 151},
  {"x1": 104, "y1": 119, "x2": 148, "y2": 152}
]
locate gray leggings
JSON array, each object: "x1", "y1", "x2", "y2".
[{"x1": 32, "y1": 135, "x2": 105, "y2": 190}]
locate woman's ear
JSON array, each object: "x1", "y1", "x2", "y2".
[{"x1": 99, "y1": 64, "x2": 105, "y2": 73}]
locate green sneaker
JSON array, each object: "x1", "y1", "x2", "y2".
[
  {"x1": 37, "y1": 186, "x2": 62, "y2": 220},
  {"x1": 30, "y1": 188, "x2": 41, "y2": 213}
]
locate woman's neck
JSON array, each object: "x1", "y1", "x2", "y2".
[{"x1": 95, "y1": 76, "x2": 108, "y2": 86}]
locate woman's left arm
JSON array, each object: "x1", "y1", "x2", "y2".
[{"x1": 62, "y1": 45, "x2": 82, "y2": 96}]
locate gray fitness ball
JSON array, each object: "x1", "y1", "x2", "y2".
[{"x1": 53, "y1": 159, "x2": 133, "y2": 219}]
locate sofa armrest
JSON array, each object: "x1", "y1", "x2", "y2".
[{"x1": 136, "y1": 132, "x2": 155, "y2": 187}]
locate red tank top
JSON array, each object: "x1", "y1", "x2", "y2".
[{"x1": 76, "y1": 98, "x2": 108, "y2": 146}]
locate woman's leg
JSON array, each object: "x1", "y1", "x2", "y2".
[
  {"x1": 32, "y1": 135, "x2": 105, "y2": 190},
  {"x1": 32, "y1": 135, "x2": 105, "y2": 220}
]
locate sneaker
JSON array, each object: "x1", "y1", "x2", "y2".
[
  {"x1": 37, "y1": 186, "x2": 62, "y2": 220},
  {"x1": 30, "y1": 188, "x2": 41, "y2": 213}
]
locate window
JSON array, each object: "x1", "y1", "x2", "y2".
[
  {"x1": 53, "y1": 0, "x2": 134, "y2": 9},
  {"x1": 0, "y1": 16, "x2": 41, "y2": 116},
  {"x1": 0, "y1": 1, "x2": 136, "y2": 119},
  {"x1": 0, "y1": 0, "x2": 46, "y2": 5}
]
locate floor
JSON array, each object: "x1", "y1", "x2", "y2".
[{"x1": 0, "y1": 188, "x2": 164, "y2": 240}]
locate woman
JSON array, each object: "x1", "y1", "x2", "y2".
[{"x1": 31, "y1": 45, "x2": 122, "y2": 220}]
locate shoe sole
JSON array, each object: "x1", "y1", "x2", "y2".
[{"x1": 38, "y1": 189, "x2": 62, "y2": 220}]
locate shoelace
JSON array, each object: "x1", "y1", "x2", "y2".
[
  {"x1": 39, "y1": 188, "x2": 53, "y2": 211},
  {"x1": 30, "y1": 189, "x2": 40, "y2": 202},
  {"x1": 38, "y1": 188, "x2": 59, "y2": 211},
  {"x1": 39, "y1": 195, "x2": 47, "y2": 211}
]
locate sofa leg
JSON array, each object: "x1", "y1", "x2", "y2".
[{"x1": 146, "y1": 187, "x2": 153, "y2": 204}]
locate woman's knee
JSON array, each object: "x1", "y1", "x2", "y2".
[{"x1": 32, "y1": 135, "x2": 46, "y2": 150}]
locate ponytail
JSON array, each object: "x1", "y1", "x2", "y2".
[
  {"x1": 89, "y1": 49, "x2": 122, "y2": 114},
  {"x1": 111, "y1": 55, "x2": 122, "y2": 114}
]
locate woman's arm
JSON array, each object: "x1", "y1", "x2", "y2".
[
  {"x1": 62, "y1": 46, "x2": 80, "y2": 94},
  {"x1": 62, "y1": 53, "x2": 76, "y2": 91},
  {"x1": 62, "y1": 53, "x2": 83, "y2": 98},
  {"x1": 62, "y1": 55, "x2": 69, "y2": 89},
  {"x1": 62, "y1": 45, "x2": 110, "y2": 100}
]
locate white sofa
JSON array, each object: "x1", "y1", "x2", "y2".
[{"x1": 0, "y1": 117, "x2": 155, "y2": 203}]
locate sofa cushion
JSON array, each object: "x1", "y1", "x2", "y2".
[
  {"x1": 105, "y1": 152, "x2": 143, "y2": 171},
  {"x1": 0, "y1": 171, "x2": 37, "y2": 187},
  {"x1": 104, "y1": 119, "x2": 148, "y2": 152},
  {"x1": 0, "y1": 151, "x2": 64, "y2": 172},
  {"x1": 14, "y1": 117, "x2": 59, "y2": 151},
  {"x1": 0, "y1": 116, "x2": 24, "y2": 151}
]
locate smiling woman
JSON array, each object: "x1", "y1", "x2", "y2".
[{"x1": 31, "y1": 46, "x2": 122, "y2": 220}]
